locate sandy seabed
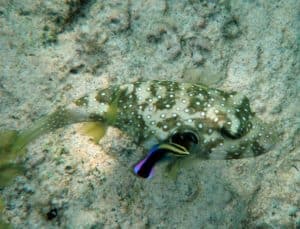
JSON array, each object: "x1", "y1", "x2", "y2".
[{"x1": 0, "y1": 1, "x2": 299, "y2": 228}]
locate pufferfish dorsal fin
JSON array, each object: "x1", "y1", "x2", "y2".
[{"x1": 181, "y1": 67, "x2": 225, "y2": 87}]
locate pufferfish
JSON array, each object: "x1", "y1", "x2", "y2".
[{"x1": 0, "y1": 80, "x2": 276, "y2": 179}]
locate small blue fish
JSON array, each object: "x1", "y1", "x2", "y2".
[{"x1": 134, "y1": 143, "x2": 189, "y2": 178}]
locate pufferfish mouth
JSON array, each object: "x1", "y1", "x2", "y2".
[
  {"x1": 133, "y1": 131, "x2": 198, "y2": 179},
  {"x1": 169, "y1": 130, "x2": 199, "y2": 152}
]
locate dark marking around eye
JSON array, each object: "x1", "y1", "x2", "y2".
[{"x1": 220, "y1": 127, "x2": 242, "y2": 139}]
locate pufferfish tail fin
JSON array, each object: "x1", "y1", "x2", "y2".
[
  {"x1": 0, "y1": 107, "x2": 87, "y2": 158},
  {"x1": 0, "y1": 130, "x2": 25, "y2": 188},
  {"x1": 0, "y1": 107, "x2": 93, "y2": 187},
  {"x1": 0, "y1": 129, "x2": 26, "y2": 188}
]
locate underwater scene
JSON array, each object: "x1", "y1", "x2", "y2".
[{"x1": 0, "y1": 0, "x2": 299, "y2": 228}]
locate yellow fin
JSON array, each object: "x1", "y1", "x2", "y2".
[
  {"x1": 79, "y1": 122, "x2": 107, "y2": 143},
  {"x1": 165, "y1": 156, "x2": 197, "y2": 180},
  {"x1": 165, "y1": 159, "x2": 181, "y2": 180},
  {"x1": 105, "y1": 101, "x2": 119, "y2": 125}
]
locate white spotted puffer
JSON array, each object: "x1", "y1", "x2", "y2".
[{"x1": 70, "y1": 80, "x2": 277, "y2": 160}]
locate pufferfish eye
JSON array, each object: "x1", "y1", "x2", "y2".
[{"x1": 170, "y1": 131, "x2": 198, "y2": 150}]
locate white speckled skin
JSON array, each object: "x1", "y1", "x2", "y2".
[{"x1": 70, "y1": 80, "x2": 276, "y2": 160}]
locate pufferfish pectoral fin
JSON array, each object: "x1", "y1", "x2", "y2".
[
  {"x1": 78, "y1": 121, "x2": 107, "y2": 144},
  {"x1": 134, "y1": 143, "x2": 189, "y2": 179}
]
